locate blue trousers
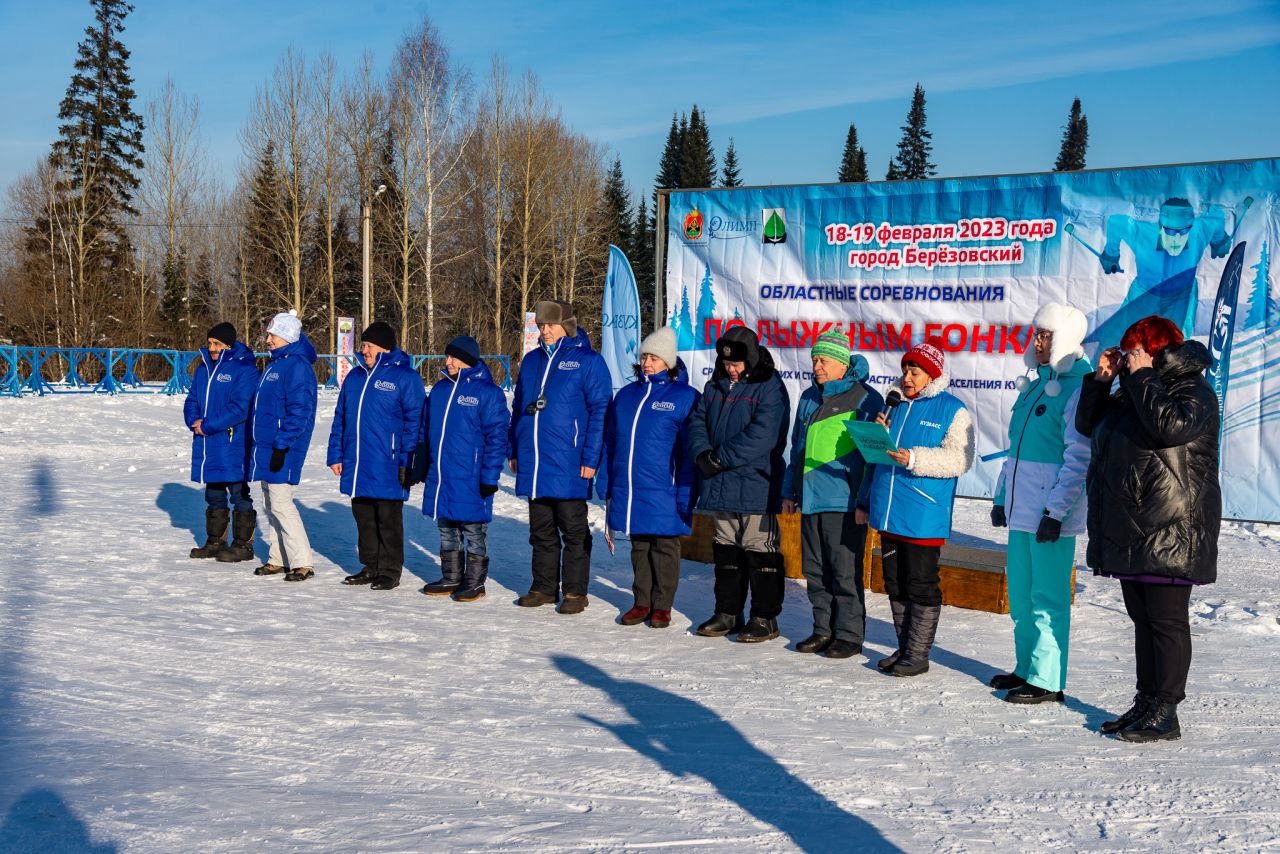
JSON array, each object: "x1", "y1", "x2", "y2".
[
  {"x1": 1006, "y1": 530, "x2": 1076, "y2": 692},
  {"x1": 205, "y1": 481, "x2": 252, "y2": 513},
  {"x1": 440, "y1": 519, "x2": 488, "y2": 557}
]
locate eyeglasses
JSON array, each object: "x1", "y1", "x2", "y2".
[{"x1": 1032, "y1": 330, "x2": 1054, "y2": 342}]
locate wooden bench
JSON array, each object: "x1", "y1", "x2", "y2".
[{"x1": 680, "y1": 515, "x2": 1076, "y2": 615}]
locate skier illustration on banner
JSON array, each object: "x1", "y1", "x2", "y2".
[{"x1": 1081, "y1": 196, "x2": 1251, "y2": 345}]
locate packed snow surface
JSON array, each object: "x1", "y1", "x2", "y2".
[{"x1": 1, "y1": 394, "x2": 1278, "y2": 852}]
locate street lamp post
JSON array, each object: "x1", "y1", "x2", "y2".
[{"x1": 361, "y1": 183, "x2": 388, "y2": 331}]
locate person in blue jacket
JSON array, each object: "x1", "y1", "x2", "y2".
[
  {"x1": 326, "y1": 322, "x2": 425, "y2": 591},
  {"x1": 183, "y1": 322, "x2": 260, "y2": 562},
  {"x1": 857, "y1": 338, "x2": 975, "y2": 677},
  {"x1": 782, "y1": 333, "x2": 883, "y2": 659},
  {"x1": 249, "y1": 310, "x2": 319, "y2": 582},
  {"x1": 596, "y1": 326, "x2": 699, "y2": 629},
  {"x1": 508, "y1": 300, "x2": 612, "y2": 614},
  {"x1": 687, "y1": 325, "x2": 791, "y2": 643},
  {"x1": 416, "y1": 335, "x2": 510, "y2": 602}
]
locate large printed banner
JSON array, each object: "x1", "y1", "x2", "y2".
[{"x1": 664, "y1": 159, "x2": 1280, "y2": 520}]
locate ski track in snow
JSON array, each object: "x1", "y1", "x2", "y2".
[{"x1": 0, "y1": 394, "x2": 1278, "y2": 852}]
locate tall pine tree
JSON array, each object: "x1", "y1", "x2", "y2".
[
  {"x1": 720, "y1": 137, "x2": 742, "y2": 187},
  {"x1": 886, "y1": 84, "x2": 935, "y2": 180},
  {"x1": 631, "y1": 196, "x2": 655, "y2": 329},
  {"x1": 602, "y1": 156, "x2": 632, "y2": 250},
  {"x1": 1053, "y1": 98, "x2": 1089, "y2": 172},
  {"x1": 837, "y1": 122, "x2": 868, "y2": 182},
  {"x1": 679, "y1": 105, "x2": 716, "y2": 189}
]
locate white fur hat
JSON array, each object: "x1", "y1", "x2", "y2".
[
  {"x1": 640, "y1": 326, "x2": 678, "y2": 371},
  {"x1": 1016, "y1": 302, "x2": 1087, "y2": 397},
  {"x1": 267, "y1": 309, "x2": 302, "y2": 344}
]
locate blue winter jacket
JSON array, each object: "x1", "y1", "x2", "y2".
[
  {"x1": 420, "y1": 360, "x2": 510, "y2": 523},
  {"x1": 248, "y1": 334, "x2": 319, "y2": 485},
  {"x1": 782, "y1": 356, "x2": 884, "y2": 514},
  {"x1": 858, "y1": 372, "x2": 975, "y2": 541},
  {"x1": 687, "y1": 328, "x2": 791, "y2": 515},
  {"x1": 183, "y1": 341, "x2": 260, "y2": 484},
  {"x1": 509, "y1": 329, "x2": 612, "y2": 500},
  {"x1": 325, "y1": 348, "x2": 425, "y2": 500},
  {"x1": 596, "y1": 363, "x2": 700, "y2": 537}
]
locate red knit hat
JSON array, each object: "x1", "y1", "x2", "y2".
[{"x1": 902, "y1": 337, "x2": 945, "y2": 379}]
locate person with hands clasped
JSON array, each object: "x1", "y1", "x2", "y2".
[
  {"x1": 508, "y1": 300, "x2": 612, "y2": 614},
  {"x1": 326, "y1": 322, "x2": 425, "y2": 591},
  {"x1": 249, "y1": 310, "x2": 318, "y2": 582},
  {"x1": 989, "y1": 303, "x2": 1092, "y2": 704},
  {"x1": 184, "y1": 321, "x2": 260, "y2": 563},
  {"x1": 857, "y1": 337, "x2": 975, "y2": 676},
  {"x1": 1075, "y1": 315, "x2": 1221, "y2": 743},
  {"x1": 415, "y1": 336, "x2": 510, "y2": 602}
]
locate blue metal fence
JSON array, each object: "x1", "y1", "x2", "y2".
[{"x1": 0, "y1": 346, "x2": 513, "y2": 398}]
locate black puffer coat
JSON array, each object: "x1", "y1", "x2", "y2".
[{"x1": 1075, "y1": 340, "x2": 1220, "y2": 584}]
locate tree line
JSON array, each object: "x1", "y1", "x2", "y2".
[{"x1": 0, "y1": 0, "x2": 1091, "y2": 358}]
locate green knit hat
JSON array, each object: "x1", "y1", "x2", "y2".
[{"x1": 810, "y1": 330, "x2": 851, "y2": 364}]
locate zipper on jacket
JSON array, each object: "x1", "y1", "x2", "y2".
[
  {"x1": 351, "y1": 353, "x2": 383, "y2": 496},
  {"x1": 531, "y1": 341, "x2": 559, "y2": 499},
  {"x1": 624, "y1": 381, "x2": 654, "y2": 535},
  {"x1": 432, "y1": 373, "x2": 459, "y2": 515},
  {"x1": 880, "y1": 398, "x2": 912, "y2": 531},
  {"x1": 249, "y1": 364, "x2": 272, "y2": 482},
  {"x1": 1007, "y1": 379, "x2": 1048, "y2": 517},
  {"x1": 199, "y1": 352, "x2": 221, "y2": 482}
]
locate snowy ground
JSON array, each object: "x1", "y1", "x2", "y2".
[{"x1": 1, "y1": 394, "x2": 1278, "y2": 853}]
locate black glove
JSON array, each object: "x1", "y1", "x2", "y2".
[
  {"x1": 695, "y1": 450, "x2": 723, "y2": 478},
  {"x1": 269, "y1": 447, "x2": 287, "y2": 473},
  {"x1": 399, "y1": 466, "x2": 413, "y2": 488},
  {"x1": 479, "y1": 482, "x2": 498, "y2": 498},
  {"x1": 1036, "y1": 513, "x2": 1062, "y2": 543},
  {"x1": 990, "y1": 504, "x2": 1006, "y2": 528}
]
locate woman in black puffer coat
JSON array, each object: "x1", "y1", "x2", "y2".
[{"x1": 1075, "y1": 315, "x2": 1220, "y2": 744}]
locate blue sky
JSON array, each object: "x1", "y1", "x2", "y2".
[{"x1": 2, "y1": 0, "x2": 1279, "y2": 200}]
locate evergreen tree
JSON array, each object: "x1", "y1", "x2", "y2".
[
  {"x1": 885, "y1": 158, "x2": 901, "y2": 181},
  {"x1": 630, "y1": 196, "x2": 655, "y2": 328},
  {"x1": 158, "y1": 248, "x2": 189, "y2": 338},
  {"x1": 1053, "y1": 98, "x2": 1089, "y2": 172},
  {"x1": 654, "y1": 114, "x2": 683, "y2": 193},
  {"x1": 886, "y1": 84, "x2": 935, "y2": 180},
  {"x1": 241, "y1": 143, "x2": 288, "y2": 323},
  {"x1": 694, "y1": 262, "x2": 717, "y2": 346},
  {"x1": 602, "y1": 156, "x2": 632, "y2": 249},
  {"x1": 837, "y1": 122, "x2": 868, "y2": 182},
  {"x1": 720, "y1": 137, "x2": 742, "y2": 188},
  {"x1": 679, "y1": 105, "x2": 716, "y2": 188},
  {"x1": 1243, "y1": 242, "x2": 1274, "y2": 330}
]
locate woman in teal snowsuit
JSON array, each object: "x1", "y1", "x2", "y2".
[{"x1": 990, "y1": 303, "x2": 1092, "y2": 703}]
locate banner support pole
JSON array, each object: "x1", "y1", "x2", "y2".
[{"x1": 654, "y1": 189, "x2": 668, "y2": 335}]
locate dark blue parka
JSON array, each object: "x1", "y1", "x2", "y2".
[
  {"x1": 687, "y1": 327, "x2": 791, "y2": 515},
  {"x1": 420, "y1": 360, "x2": 510, "y2": 523},
  {"x1": 508, "y1": 328, "x2": 612, "y2": 500},
  {"x1": 248, "y1": 334, "x2": 318, "y2": 485},
  {"x1": 326, "y1": 348, "x2": 425, "y2": 500},
  {"x1": 596, "y1": 363, "x2": 700, "y2": 537},
  {"x1": 183, "y1": 341, "x2": 259, "y2": 483}
]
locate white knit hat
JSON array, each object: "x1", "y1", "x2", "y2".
[
  {"x1": 640, "y1": 326, "x2": 678, "y2": 371},
  {"x1": 267, "y1": 309, "x2": 302, "y2": 344}
]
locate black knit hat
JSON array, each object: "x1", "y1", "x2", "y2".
[
  {"x1": 361, "y1": 321, "x2": 397, "y2": 352},
  {"x1": 445, "y1": 335, "x2": 480, "y2": 367},
  {"x1": 207, "y1": 322, "x2": 237, "y2": 347}
]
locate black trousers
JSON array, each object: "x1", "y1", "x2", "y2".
[
  {"x1": 528, "y1": 498, "x2": 591, "y2": 598},
  {"x1": 1120, "y1": 580, "x2": 1193, "y2": 704},
  {"x1": 713, "y1": 546, "x2": 785, "y2": 619},
  {"x1": 630, "y1": 535, "x2": 682, "y2": 611},
  {"x1": 351, "y1": 498, "x2": 405, "y2": 582},
  {"x1": 880, "y1": 538, "x2": 942, "y2": 607}
]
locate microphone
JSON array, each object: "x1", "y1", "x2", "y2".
[{"x1": 882, "y1": 388, "x2": 902, "y2": 417}]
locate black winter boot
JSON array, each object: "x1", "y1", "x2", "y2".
[
  {"x1": 1117, "y1": 701, "x2": 1180, "y2": 742},
  {"x1": 1101, "y1": 693, "x2": 1155, "y2": 734},
  {"x1": 735, "y1": 616, "x2": 779, "y2": 643},
  {"x1": 190, "y1": 508, "x2": 230, "y2": 558},
  {"x1": 877, "y1": 598, "x2": 911, "y2": 671},
  {"x1": 216, "y1": 510, "x2": 256, "y2": 562},
  {"x1": 423, "y1": 551, "x2": 464, "y2": 595},
  {"x1": 710, "y1": 543, "x2": 746, "y2": 618},
  {"x1": 891, "y1": 603, "x2": 940, "y2": 677},
  {"x1": 696, "y1": 613, "x2": 742, "y2": 637},
  {"x1": 452, "y1": 554, "x2": 488, "y2": 602}
]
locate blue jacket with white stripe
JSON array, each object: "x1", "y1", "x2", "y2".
[
  {"x1": 248, "y1": 334, "x2": 318, "y2": 485},
  {"x1": 326, "y1": 348, "x2": 426, "y2": 500},
  {"x1": 183, "y1": 341, "x2": 259, "y2": 483},
  {"x1": 419, "y1": 360, "x2": 510, "y2": 523},
  {"x1": 508, "y1": 329, "x2": 612, "y2": 500},
  {"x1": 596, "y1": 363, "x2": 700, "y2": 537}
]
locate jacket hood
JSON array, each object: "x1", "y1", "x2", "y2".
[
  {"x1": 441, "y1": 359, "x2": 495, "y2": 385},
  {"x1": 271, "y1": 332, "x2": 318, "y2": 364},
  {"x1": 356, "y1": 347, "x2": 411, "y2": 373},
  {"x1": 551, "y1": 327, "x2": 595, "y2": 353},
  {"x1": 887, "y1": 367, "x2": 952, "y2": 401},
  {"x1": 1156, "y1": 339, "x2": 1211, "y2": 379},
  {"x1": 207, "y1": 340, "x2": 256, "y2": 365},
  {"x1": 1023, "y1": 302, "x2": 1089, "y2": 374},
  {"x1": 632, "y1": 357, "x2": 690, "y2": 385},
  {"x1": 848, "y1": 353, "x2": 870, "y2": 383}
]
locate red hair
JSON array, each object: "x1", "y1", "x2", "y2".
[{"x1": 1121, "y1": 315, "x2": 1183, "y2": 358}]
